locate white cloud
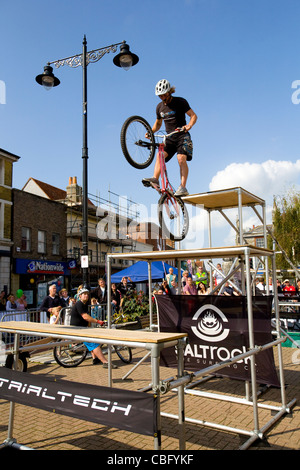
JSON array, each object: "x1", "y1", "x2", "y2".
[
  {"x1": 183, "y1": 160, "x2": 300, "y2": 250},
  {"x1": 209, "y1": 159, "x2": 300, "y2": 204}
]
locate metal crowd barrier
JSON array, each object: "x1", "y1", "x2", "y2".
[{"x1": 0, "y1": 309, "x2": 47, "y2": 349}]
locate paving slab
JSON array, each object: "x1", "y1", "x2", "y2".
[{"x1": 0, "y1": 345, "x2": 299, "y2": 451}]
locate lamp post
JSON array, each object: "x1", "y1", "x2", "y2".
[{"x1": 36, "y1": 36, "x2": 139, "y2": 288}]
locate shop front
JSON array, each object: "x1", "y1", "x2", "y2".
[{"x1": 14, "y1": 258, "x2": 71, "y2": 308}]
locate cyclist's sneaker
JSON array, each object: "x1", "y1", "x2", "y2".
[
  {"x1": 174, "y1": 186, "x2": 189, "y2": 197},
  {"x1": 103, "y1": 362, "x2": 118, "y2": 369},
  {"x1": 142, "y1": 177, "x2": 159, "y2": 189}
]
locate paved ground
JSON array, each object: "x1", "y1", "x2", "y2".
[{"x1": 0, "y1": 344, "x2": 299, "y2": 452}]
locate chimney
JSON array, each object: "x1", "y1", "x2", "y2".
[{"x1": 66, "y1": 176, "x2": 82, "y2": 204}]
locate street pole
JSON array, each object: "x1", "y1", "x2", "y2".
[
  {"x1": 82, "y1": 36, "x2": 89, "y2": 287},
  {"x1": 36, "y1": 36, "x2": 139, "y2": 289}
]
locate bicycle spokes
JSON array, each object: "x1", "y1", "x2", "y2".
[{"x1": 158, "y1": 193, "x2": 189, "y2": 241}]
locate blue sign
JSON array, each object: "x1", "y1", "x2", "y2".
[{"x1": 15, "y1": 259, "x2": 70, "y2": 275}]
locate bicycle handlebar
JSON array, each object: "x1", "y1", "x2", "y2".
[{"x1": 153, "y1": 127, "x2": 185, "y2": 140}]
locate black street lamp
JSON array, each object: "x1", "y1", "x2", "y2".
[{"x1": 36, "y1": 36, "x2": 139, "y2": 288}]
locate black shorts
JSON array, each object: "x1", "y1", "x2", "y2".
[{"x1": 164, "y1": 133, "x2": 193, "y2": 162}]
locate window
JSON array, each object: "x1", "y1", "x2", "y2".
[
  {"x1": 52, "y1": 233, "x2": 60, "y2": 255},
  {"x1": 256, "y1": 237, "x2": 265, "y2": 248},
  {"x1": 73, "y1": 247, "x2": 80, "y2": 260},
  {"x1": 38, "y1": 230, "x2": 46, "y2": 254},
  {"x1": 21, "y1": 227, "x2": 31, "y2": 252}
]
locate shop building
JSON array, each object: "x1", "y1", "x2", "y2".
[{"x1": 11, "y1": 189, "x2": 68, "y2": 307}]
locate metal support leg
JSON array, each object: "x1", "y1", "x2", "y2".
[
  {"x1": 7, "y1": 333, "x2": 20, "y2": 441},
  {"x1": 245, "y1": 250, "x2": 260, "y2": 435},
  {"x1": 151, "y1": 344, "x2": 161, "y2": 450},
  {"x1": 177, "y1": 338, "x2": 186, "y2": 450}
]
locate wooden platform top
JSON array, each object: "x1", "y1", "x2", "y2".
[
  {"x1": 106, "y1": 244, "x2": 273, "y2": 262},
  {"x1": 182, "y1": 187, "x2": 265, "y2": 209},
  {"x1": 0, "y1": 321, "x2": 187, "y2": 345}
]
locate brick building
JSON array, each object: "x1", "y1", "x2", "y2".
[
  {"x1": 11, "y1": 189, "x2": 68, "y2": 307},
  {"x1": 0, "y1": 148, "x2": 20, "y2": 294}
]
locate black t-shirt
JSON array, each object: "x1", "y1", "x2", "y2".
[
  {"x1": 70, "y1": 300, "x2": 89, "y2": 327},
  {"x1": 39, "y1": 294, "x2": 64, "y2": 319},
  {"x1": 156, "y1": 97, "x2": 191, "y2": 134}
]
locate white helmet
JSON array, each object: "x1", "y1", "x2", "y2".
[{"x1": 155, "y1": 79, "x2": 171, "y2": 96}]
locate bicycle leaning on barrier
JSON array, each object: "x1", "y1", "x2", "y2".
[{"x1": 120, "y1": 115, "x2": 189, "y2": 241}]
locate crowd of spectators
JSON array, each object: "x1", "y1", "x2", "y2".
[
  {"x1": 2, "y1": 267, "x2": 299, "y2": 325},
  {"x1": 153, "y1": 264, "x2": 241, "y2": 297}
]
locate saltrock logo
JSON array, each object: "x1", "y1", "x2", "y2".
[{"x1": 191, "y1": 304, "x2": 230, "y2": 343}]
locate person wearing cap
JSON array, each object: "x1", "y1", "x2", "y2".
[
  {"x1": 70, "y1": 288, "x2": 117, "y2": 368},
  {"x1": 282, "y1": 279, "x2": 296, "y2": 295},
  {"x1": 142, "y1": 79, "x2": 197, "y2": 197}
]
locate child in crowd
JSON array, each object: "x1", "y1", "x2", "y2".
[{"x1": 50, "y1": 306, "x2": 62, "y2": 324}]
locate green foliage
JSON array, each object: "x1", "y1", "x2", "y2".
[
  {"x1": 272, "y1": 188, "x2": 300, "y2": 269},
  {"x1": 114, "y1": 290, "x2": 151, "y2": 323}
]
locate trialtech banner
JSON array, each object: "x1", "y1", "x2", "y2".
[
  {"x1": 157, "y1": 295, "x2": 280, "y2": 387},
  {"x1": 0, "y1": 368, "x2": 157, "y2": 436}
]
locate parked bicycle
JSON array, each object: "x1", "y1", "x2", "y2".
[
  {"x1": 120, "y1": 115, "x2": 189, "y2": 241},
  {"x1": 53, "y1": 338, "x2": 132, "y2": 368},
  {"x1": 3, "y1": 308, "x2": 133, "y2": 371}
]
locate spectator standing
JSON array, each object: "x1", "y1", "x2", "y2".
[
  {"x1": 111, "y1": 283, "x2": 122, "y2": 313},
  {"x1": 181, "y1": 270, "x2": 190, "y2": 288},
  {"x1": 169, "y1": 280, "x2": 179, "y2": 295},
  {"x1": 59, "y1": 288, "x2": 70, "y2": 307},
  {"x1": 39, "y1": 284, "x2": 64, "y2": 320},
  {"x1": 277, "y1": 279, "x2": 283, "y2": 293},
  {"x1": 183, "y1": 277, "x2": 198, "y2": 295},
  {"x1": 165, "y1": 267, "x2": 177, "y2": 288},
  {"x1": 16, "y1": 293, "x2": 27, "y2": 310},
  {"x1": 213, "y1": 263, "x2": 224, "y2": 286},
  {"x1": 195, "y1": 265, "x2": 208, "y2": 287},
  {"x1": 0, "y1": 291, "x2": 6, "y2": 311},
  {"x1": 160, "y1": 280, "x2": 171, "y2": 295},
  {"x1": 91, "y1": 278, "x2": 108, "y2": 305},
  {"x1": 6, "y1": 294, "x2": 18, "y2": 311},
  {"x1": 117, "y1": 276, "x2": 136, "y2": 297},
  {"x1": 282, "y1": 279, "x2": 296, "y2": 295},
  {"x1": 255, "y1": 277, "x2": 265, "y2": 294},
  {"x1": 296, "y1": 279, "x2": 300, "y2": 298}
]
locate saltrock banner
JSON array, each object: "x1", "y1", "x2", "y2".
[
  {"x1": 0, "y1": 368, "x2": 157, "y2": 436},
  {"x1": 156, "y1": 295, "x2": 280, "y2": 386}
]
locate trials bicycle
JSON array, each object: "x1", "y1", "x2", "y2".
[
  {"x1": 120, "y1": 115, "x2": 189, "y2": 241},
  {"x1": 53, "y1": 337, "x2": 132, "y2": 368}
]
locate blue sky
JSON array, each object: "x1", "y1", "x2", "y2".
[{"x1": 1, "y1": 0, "x2": 300, "y2": 248}]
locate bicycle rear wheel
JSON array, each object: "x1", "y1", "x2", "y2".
[
  {"x1": 158, "y1": 192, "x2": 189, "y2": 241},
  {"x1": 53, "y1": 341, "x2": 87, "y2": 368},
  {"x1": 113, "y1": 345, "x2": 133, "y2": 364},
  {"x1": 121, "y1": 116, "x2": 155, "y2": 169}
]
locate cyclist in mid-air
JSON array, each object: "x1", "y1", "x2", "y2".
[{"x1": 142, "y1": 79, "x2": 197, "y2": 197}]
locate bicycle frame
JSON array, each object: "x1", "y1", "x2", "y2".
[
  {"x1": 153, "y1": 128, "x2": 183, "y2": 196},
  {"x1": 153, "y1": 129, "x2": 184, "y2": 222}
]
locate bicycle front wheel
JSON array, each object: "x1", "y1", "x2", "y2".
[
  {"x1": 158, "y1": 192, "x2": 189, "y2": 241},
  {"x1": 121, "y1": 116, "x2": 155, "y2": 169},
  {"x1": 53, "y1": 341, "x2": 87, "y2": 368},
  {"x1": 113, "y1": 345, "x2": 133, "y2": 364}
]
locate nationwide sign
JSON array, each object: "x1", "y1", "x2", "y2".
[
  {"x1": 156, "y1": 295, "x2": 280, "y2": 387},
  {"x1": 0, "y1": 368, "x2": 157, "y2": 436},
  {"x1": 15, "y1": 258, "x2": 70, "y2": 275}
]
